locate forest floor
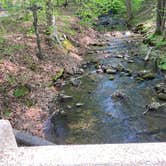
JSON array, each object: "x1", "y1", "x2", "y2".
[{"x1": 0, "y1": 8, "x2": 99, "y2": 137}]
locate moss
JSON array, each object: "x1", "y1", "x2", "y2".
[
  {"x1": 62, "y1": 39, "x2": 74, "y2": 51},
  {"x1": 52, "y1": 68, "x2": 64, "y2": 82}
]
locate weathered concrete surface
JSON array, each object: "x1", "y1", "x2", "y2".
[
  {"x1": 0, "y1": 120, "x2": 166, "y2": 165},
  {"x1": 1, "y1": 143, "x2": 166, "y2": 166},
  {"x1": 0, "y1": 120, "x2": 17, "y2": 150}
]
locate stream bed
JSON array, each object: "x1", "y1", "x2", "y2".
[{"x1": 45, "y1": 32, "x2": 166, "y2": 144}]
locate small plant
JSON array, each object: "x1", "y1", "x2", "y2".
[
  {"x1": 0, "y1": 36, "x2": 5, "y2": 44},
  {"x1": 146, "y1": 33, "x2": 166, "y2": 48},
  {"x1": 159, "y1": 57, "x2": 166, "y2": 71},
  {"x1": 27, "y1": 26, "x2": 35, "y2": 35},
  {"x1": 13, "y1": 86, "x2": 29, "y2": 97}
]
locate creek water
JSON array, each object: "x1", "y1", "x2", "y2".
[{"x1": 45, "y1": 31, "x2": 166, "y2": 144}]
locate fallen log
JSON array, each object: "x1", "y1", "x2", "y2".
[{"x1": 14, "y1": 129, "x2": 54, "y2": 146}]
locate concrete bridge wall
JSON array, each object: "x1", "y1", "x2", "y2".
[{"x1": 0, "y1": 120, "x2": 166, "y2": 166}]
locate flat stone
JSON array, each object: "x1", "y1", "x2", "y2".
[
  {"x1": 106, "y1": 68, "x2": 117, "y2": 74},
  {"x1": 76, "y1": 103, "x2": 84, "y2": 107},
  {"x1": 96, "y1": 69, "x2": 103, "y2": 73},
  {"x1": 59, "y1": 94, "x2": 73, "y2": 102},
  {"x1": 116, "y1": 54, "x2": 124, "y2": 58},
  {"x1": 128, "y1": 60, "x2": 134, "y2": 63}
]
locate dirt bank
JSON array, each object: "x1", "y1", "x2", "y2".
[{"x1": 0, "y1": 13, "x2": 99, "y2": 137}]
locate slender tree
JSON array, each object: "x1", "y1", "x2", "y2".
[
  {"x1": 156, "y1": 0, "x2": 166, "y2": 37},
  {"x1": 125, "y1": 0, "x2": 132, "y2": 21},
  {"x1": 45, "y1": 0, "x2": 61, "y2": 45},
  {"x1": 28, "y1": 4, "x2": 44, "y2": 59},
  {"x1": 45, "y1": 0, "x2": 53, "y2": 32}
]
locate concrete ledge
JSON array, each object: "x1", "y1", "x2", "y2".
[
  {"x1": 0, "y1": 120, "x2": 17, "y2": 150},
  {"x1": 0, "y1": 120, "x2": 166, "y2": 165},
  {"x1": 1, "y1": 143, "x2": 166, "y2": 166}
]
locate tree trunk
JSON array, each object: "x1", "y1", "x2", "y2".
[
  {"x1": 163, "y1": 29, "x2": 166, "y2": 40},
  {"x1": 45, "y1": 0, "x2": 53, "y2": 31},
  {"x1": 45, "y1": 0, "x2": 61, "y2": 45},
  {"x1": 125, "y1": 0, "x2": 132, "y2": 21},
  {"x1": 156, "y1": 0, "x2": 166, "y2": 35},
  {"x1": 29, "y1": 5, "x2": 43, "y2": 59}
]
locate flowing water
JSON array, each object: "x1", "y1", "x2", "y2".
[{"x1": 45, "y1": 31, "x2": 166, "y2": 144}]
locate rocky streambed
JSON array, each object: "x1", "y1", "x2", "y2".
[{"x1": 45, "y1": 31, "x2": 166, "y2": 144}]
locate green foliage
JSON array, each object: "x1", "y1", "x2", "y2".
[
  {"x1": 159, "y1": 57, "x2": 166, "y2": 71},
  {"x1": 0, "y1": 36, "x2": 5, "y2": 44},
  {"x1": 27, "y1": 26, "x2": 35, "y2": 35},
  {"x1": 76, "y1": 0, "x2": 125, "y2": 23},
  {"x1": 146, "y1": 33, "x2": 166, "y2": 48},
  {"x1": 76, "y1": 0, "x2": 143, "y2": 24},
  {"x1": 132, "y1": 0, "x2": 144, "y2": 11},
  {"x1": 13, "y1": 86, "x2": 29, "y2": 97},
  {"x1": 77, "y1": 0, "x2": 124, "y2": 22},
  {"x1": 0, "y1": 42, "x2": 25, "y2": 57}
]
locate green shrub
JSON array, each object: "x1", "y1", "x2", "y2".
[{"x1": 76, "y1": 0, "x2": 143, "y2": 24}]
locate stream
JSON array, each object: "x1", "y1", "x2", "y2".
[{"x1": 45, "y1": 31, "x2": 166, "y2": 144}]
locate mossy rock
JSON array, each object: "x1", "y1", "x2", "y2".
[
  {"x1": 62, "y1": 39, "x2": 74, "y2": 51},
  {"x1": 109, "y1": 76, "x2": 115, "y2": 81},
  {"x1": 157, "y1": 93, "x2": 166, "y2": 101}
]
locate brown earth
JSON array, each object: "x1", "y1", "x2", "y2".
[{"x1": 0, "y1": 13, "x2": 99, "y2": 137}]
